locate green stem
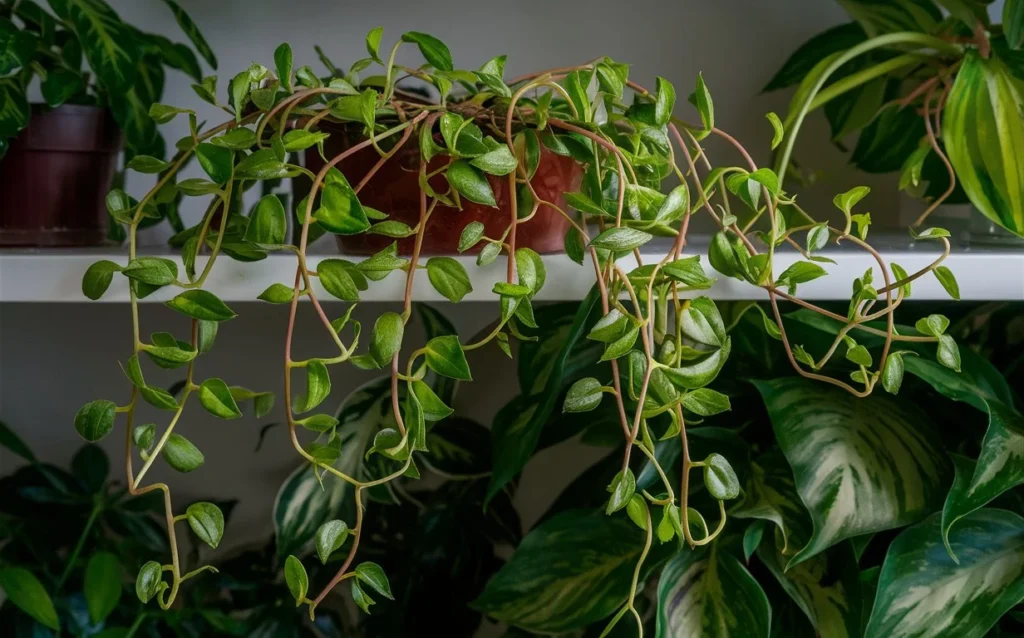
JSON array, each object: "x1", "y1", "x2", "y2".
[
  {"x1": 57, "y1": 501, "x2": 101, "y2": 591},
  {"x1": 807, "y1": 53, "x2": 929, "y2": 112},
  {"x1": 775, "y1": 32, "x2": 963, "y2": 185}
]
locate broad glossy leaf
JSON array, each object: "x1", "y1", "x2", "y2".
[
  {"x1": 186, "y1": 501, "x2": 224, "y2": 549},
  {"x1": 763, "y1": 22, "x2": 866, "y2": 91},
  {"x1": 656, "y1": 546, "x2": 770, "y2": 637},
  {"x1": 245, "y1": 194, "x2": 287, "y2": 245},
  {"x1": 865, "y1": 509, "x2": 1024, "y2": 638},
  {"x1": 198, "y1": 378, "x2": 242, "y2": 419},
  {"x1": 447, "y1": 159, "x2": 496, "y2": 207},
  {"x1": 426, "y1": 257, "x2": 472, "y2": 302},
  {"x1": 84, "y1": 552, "x2": 121, "y2": 623},
  {"x1": 135, "y1": 561, "x2": 162, "y2": 603},
  {"x1": 162, "y1": 433, "x2": 204, "y2": 472},
  {"x1": 589, "y1": 227, "x2": 653, "y2": 251},
  {"x1": 284, "y1": 555, "x2": 307, "y2": 605},
  {"x1": 424, "y1": 335, "x2": 471, "y2": 380},
  {"x1": 355, "y1": 562, "x2": 394, "y2": 599},
  {"x1": 81, "y1": 260, "x2": 121, "y2": 300},
  {"x1": 0, "y1": 567, "x2": 59, "y2": 629},
  {"x1": 165, "y1": 290, "x2": 236, "y2": 321},
  {"x1": 63, "y1": 0, "x2": 139, "y2": 93},
  {"x1": 941, "y1": 402, "x2": 1024, "y2": 557},
  {"x1": 315, "y1": 520, "x2": 349, "y2": 563},
  {"x1": 472, "y1": 510, "x2": 669, "y2": 633},
  {"x1": 75, "y1": 400, "x2": 115, "y2": 442},
  {"x1": 753, "y1": 378, "x2": 951, "y2": 567}
]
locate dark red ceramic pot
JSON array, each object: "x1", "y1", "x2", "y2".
[
  {"x1": 0, "y1": 104, "x2": 121, "y2": 247},
  {"x1": 304, "y1": 126, "x2": 581, "y2": 256}
]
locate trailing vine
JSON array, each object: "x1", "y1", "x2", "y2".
[{"x1": 74, "y1": 27, "x2": 966, "y2": 632}]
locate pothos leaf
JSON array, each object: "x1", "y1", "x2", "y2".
[{"x1": 753, "y1": 378, "x2": 952, "y2": 568}]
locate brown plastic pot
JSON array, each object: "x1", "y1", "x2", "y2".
[
  {"x1": 0, "y1": 104, "x2": 122, "y2": 247},
  {"x1": 304, "y1": 125, "x2": 581, "y2": 256}
]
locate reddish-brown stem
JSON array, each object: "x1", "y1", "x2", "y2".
[{"x1": 914, "y1": 86, "x2": 957, "y2": 227}]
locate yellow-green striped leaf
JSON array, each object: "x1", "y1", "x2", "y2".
[
  {"x1": 471, "y1": 510, "x2": 669, "y2": 633},
  {"x1": 64, "y1": 0, "x2": 139, "y2": 94},
  {"x1": 941, "y1": 401, "x2": 1024, "y2": 559},
  {"x1": 865, "y1": 509, "x2": 1024, "y2": 637},
  {"x1": 656, "y1": 547, "x2": 770, "y2": 637},
  {"x1": 943, "y1": 51, "x2": 1024, "y2": 237},
  {"x1": 753, "y1": 378, "x2": 951, "y2": 567}
]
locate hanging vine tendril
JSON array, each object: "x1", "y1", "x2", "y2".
[{"x1": 75, "y1": 27, "x2": 966, "y2": 631}]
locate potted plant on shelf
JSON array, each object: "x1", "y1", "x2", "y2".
[
  {"x1": 765, "y1": 0, "x2": 1024, "y2": 240},
  {"x1": 0, "y1": 0, "x2": 217, "y2": 246},
  {"x1": 58, "y1": 24, "x2": 1021, "y2": 638}
]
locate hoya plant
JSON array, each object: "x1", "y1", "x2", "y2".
[
  {"x1": 766, "y1": 0, "x2": 1024, "y2": 236},
  {"x1": 64, "y1": 25, "x2": 1019, "y2": 637},
  {"x1": 0, "y1": 0, "x2": 217, "y2": 159}
]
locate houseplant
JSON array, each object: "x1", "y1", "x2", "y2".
[
  {"x1": 62, "y1": 25, "x2": 1022, "y2": 637},
  {"x1": 0, "y1": 0, "x2": 217, "y2": 246},
  {"x1": 0, "y1": 421, "x2": 339, "y2": 636},
  {"x1": 765, "y1": 0, "x2": 1024, "y2": 238}
]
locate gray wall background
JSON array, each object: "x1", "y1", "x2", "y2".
[{"x1": 2, "y1": 0, "x2": 988, "y2": 554}]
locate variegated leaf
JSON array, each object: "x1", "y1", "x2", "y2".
[
  {"x1": 656, "y1": 546, "x2": 770, "y2": 637},
  {"x1": 866, "y1": 509, "x2": 1024, "y2": 638},
  {"x1": 472, "y1": 509, "x2": 670, "y2": 634},
  {"x1": 753, "y1": 378, "x2": 951, "y2": 567},
  {"x1": 64, "y1": 0, "x2": 140, "y2": 94},
  {"x1": 273, "y1": 377, "x2": 390, "y2": 556},
  {"x1": 758, "y1": 541, "x2": 863, "y2": 638},
  {"x1": 943, "y1": 50, "x2": 1024, "y2": 237},
  {"x1": 733, "y1": 450, "x2": 811, "y2": 557},
  {"x1": 942, "y1": 401, "x2": 1024, "y2": 558}
]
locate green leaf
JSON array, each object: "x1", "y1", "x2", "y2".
[
  {"x1": 198, "y1": 378, "x2": 242, "y2": 419},
  {"x1": 123, "y1": 257, "x2": 178, "y2": 285},
  {"x1": 846, "y1": 344, "x2": 873, "y2": 367},
  {"x1": 186, "y1": 502, "x2": 224, "y2": 549},
  {"x1": 351, "y1": 580, "x2": 375, "y2": 614},
  {"x1": 295, "y1": 413, "x2": 339, "y2": 433},
  {"x1": 133, "y1": 424, "x2": 155, "y2": 450},
  {"x1": 0, "y1": 420, "x2": 34, "y2": 462},
  {"x1": 941, "y1": 403, "x2": 1024, "y2": 557},
  {"x1": 606, "y1": 469, "x2": 636, "y2": 514},
  {"x1": 0, "y1": 567, "x2": 59, "y2": 630},
  {"x1": 427, "y1": 257, "x2": 472, "y2": 302},
  {"x1": 162, "y1": 0, "x2": 216, "y2": 68},
  {"x1": 195, "y1": 143, "x2": 233, "y2": 184},
  {"x1": 401, "y1": 31, "x2": 453, "y2": 71},
  {"x1": 84, "y1": 552, "x2": 122, "y2": 623},
  {"x1": 1007, "y1": 0, "x2": 1024, "y2": 50},
  {"x1": 589, "y1": 227, "x2": 653, "y2": 251},
  {"x1": 458, "y1": 221, "x2": 485, "y2": 253},
  {"x1": 318, "y1": 259, "x2": 367, "y2": 302},
  {"x1": 655, "y1": 76, "x2": 676, "y2": 126},
  {"x1": 272, "y1": 42, "x2": 292, "y2": 91},
  {"x1": 162, "y1": 433, "x2": 204, "y2": 472},
  {"x1": 424, "y1": 336, "x2": 471, "y2": 380},
  {"x1": 471, "y1": 145, "x2": 518, "y2": 175},
  {"x1": 704, "y1": 453, "x2": 740, "y2": 500},
  {"x1": 75, "y1": 400, "x2": 116, "y2": 442},
  {"x1": 477, "y1": 242, "x2": 502, "y2": 266},
  {"x1": 355, "y1": 562, "x2": 394, "y2": 599},
  {"x1": 681, "y1": 388, "x2": 731, "y2": 416},
  {"x1": 316, "y1": 182, "x2": 370, "y2": 235},
  {"x1": 915, "y1": 314, "x2": 949, "y2": 336},
  {"x1": 776, "y1": 262, "x2": 827, "y2": 289},
  {"x1": 165, "y1": 290, "x2": 236, "y2": 322},
  {"x1": 284, "y1": 555, "x2": 308, "y2": 605},
  {"x1": 447, "y1": 159, "x2": 496, "y2": 207},
  {"x1": 934, "y1": 266, "x2": 960, "y2": 300},
  {"x1": 127, "y1": 154, "x2": 172, "y2": 174},
  {"x1": 365, "y1": 26, "x2": 383, "y2": 59},
  {"x1": 295, "y1": 361, "x2": 331, "y2": 414},
  {"x1": 471, "y1": 510, "x2": 670, "y2": 633},
  {"x1": 865, "y1": 509, "x2": 1024, "y2": 638},
  {"x1": 937, "y1": 334, "x2": 962, "y2": 372},
  {"x1": 367, "y1": 220, "x2": 413, "y2": 237},
  {"x1": 370, "y1": 312, "x2": 404, "y2": 366},
  {"x1": 135, "y1": 561, "x2": 162, "y2": 603},
  {"x1": 626, "y1": 495, "x2": 649, "y2": 531},
  {"x1": 693, "y1": 72, "x2": 714, "y2": 135},
  {"x1": 753, "y1": 378, "x2": 951, "y2": 567},
  {"x1": 563, "y1": 377, "x2": 603, "y2": 413},
  {"x1": 140, "y1": 384, "x2": 178, "y2": 411},
  {"x1": 282, "y1": 129, "x2": 329, "y2": 153},
  {"x1": 81, "y1": 260, "x2": 121, "y2": 300},
  {"x1": 656, "y1": 546, "x2": 770, "y2": 638},
  {"x1": 767, "y1": 111, "x2": 784, "y2": 150},
  {"x1": 764, "y1": 22, "x2": 866, "y2": 91},
  {"x1": 243, "y1": 194, "x2": 287, "y2": 246},
  {"x1": 833, "y1": 186, "x2": 870, "y2": 217},
  {"x1": 910, "y1": 226, "x2": 951, "y2": 240},
  {"x1": 63, "y1": 0, "x2": 139, "y2": 94},
  {"x1": 314, "y1": 520, "x2": 349, "y2": 564},
  {"x1": 493, "y1": 282, "x2": 531, "y2": 299},
  {"x1": 881, "y1": 352, "x2": 905, "y2": 394},
  {"x1": 258, "y1": 283, "x2": 295, "y2": 304},
  {"x1": 356, "y1": 243, "x2": 408, "y2": 281},
  {"x1": 176, "y1": 178, "x2": 222, "y2": 196}
]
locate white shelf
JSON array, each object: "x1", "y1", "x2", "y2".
[{"x1": 1, "y1": 236, "x2": 1021, "y2": 302}]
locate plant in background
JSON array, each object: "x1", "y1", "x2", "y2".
[
  {"x1": 64, "y1": 21, "x2": 1021, "y2": 637},
  {"x1": 0, "y1": 0, "x2": 216, "y2": 158},
  {"x1": 766, "y1": 0, "x2": 1024, "y2": 236}
]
